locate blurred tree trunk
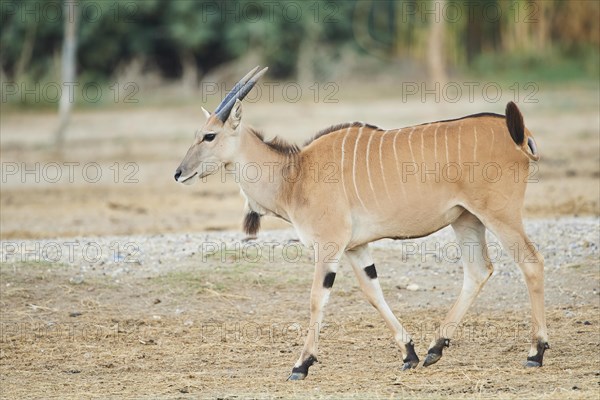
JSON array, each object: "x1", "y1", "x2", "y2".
[
  {"x1": 465, "y1": 2, "x2": 482, "y2": 64},
  {"x1": 427, "y1": 0, "x2": 447, "y2": 83},
  {"x1": 15, "y1": 22, "x2": 37, "y2": 80},
  {"x1": 296, "y1": 17, "x2": 321, "y2": 85},
  {"x1": 180, "y1": 51, "x2": 199, "y2": 96},
  {"x1": 54, "y1": 0, "x2": 78, "y2": 148},
  {"x1": 535, "y1": 0, "x2": 549, "y2": 51},
  {"x1": 503, "y1": 0, "x2": 533, "y2": 52}
]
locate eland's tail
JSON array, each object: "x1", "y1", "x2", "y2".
[{"x1": 505, "y1": 101, "x2": 539, "y2": 161}]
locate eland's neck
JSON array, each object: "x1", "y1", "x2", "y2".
[{"x1": 230, "y1": 126, "x2": 294, "y2": 220}]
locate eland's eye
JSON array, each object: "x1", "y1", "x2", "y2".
[{"x1": 203, "y1": 133, "x2": 216, "y2": 142}]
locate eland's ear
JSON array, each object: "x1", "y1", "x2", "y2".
[
  {"x1": 201, "y1": 106, "x2": 211, "y2": 120},
  {"x1": 228, "y1": 99, "x2": 242, "y2": 130}
]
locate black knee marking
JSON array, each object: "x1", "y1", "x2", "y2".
[
  {"x1": 323, "y1": 272, "x2": 336, "y2": 288},
  {"x1": 291, "y1": 355, "x2": 317, "y2": 376},
  {"x1": 364, "y1": 264, "x2": 377, "y2": 279},
  {"x1": 526, "y1": 339, "x2": 550, "y2": 366}
]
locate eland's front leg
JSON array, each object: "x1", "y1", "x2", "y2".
[
  {"x1": 288, "y1": 242, "x2": 344, "y2": 381},
  {"x1": 346, "y1": 244, "x2": 419, "y2": 370}
]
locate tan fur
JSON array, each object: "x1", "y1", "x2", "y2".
[{"x1": 176, "y1": 95, "x2": 547, "y2": 377}]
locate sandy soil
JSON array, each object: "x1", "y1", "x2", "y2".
[{"x1": 0, "y1": 220, "x2": 599, "y2": 399}]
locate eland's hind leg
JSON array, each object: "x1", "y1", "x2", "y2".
[
  {"x1": 424, "y1": 211, "x2": 493, "y2": 367},
  {"x1": 345, "y1": 244, "x2": 420, "y2": 370},
  {"x1": 476, "y1": 213, "x2": 549, "y2": 367}
]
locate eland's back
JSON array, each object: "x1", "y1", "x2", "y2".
[{"x1": 294, "y1": 107, "x2": 539, "y2": 246}]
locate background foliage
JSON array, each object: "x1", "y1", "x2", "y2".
[{"x1": 1, "y1": 0, "x2": 598, "y2": 86}]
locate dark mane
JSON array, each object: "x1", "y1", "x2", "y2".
[
  {"x1": 249, "y1": 128, "x2": 300, "y2": 155},
  {"x1": 304, "y1": 121, "x2": 383, "y2": 147},
  {"x1": 248, "y1": 114, "x2": 503, "y2": 155},
  {"x1": 248, "y1": 122, "x2": 383, "y2": 155},
  {"x1": 415, "y1": 112, "x2": 505, "y2": 126}
]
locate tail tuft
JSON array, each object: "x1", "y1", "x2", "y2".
[
  {"x1": 243, "y1": 211, "x2": 261, "y2": 236},
  {"x1": 505, "y1": 101, "x2": 525, "y2": 145}
]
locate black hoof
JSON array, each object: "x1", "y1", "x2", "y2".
[
  {"x1": 423, "y1": 352, "x2": 442, "y2": 367},
  {"x1": 402, "y1": 360, "x2": 419, "y2": 370},
  {"x1": 287, "y1": 355, "x2": 317, "y2": 381},
  {"x1": 423, "y1": 338, "x2": 449, "y2": 367},
  {"x1": 287, "y1": 372, "x2": 307, "y2": 381},
  {"x1": 524, "y1": 360, "x2": 541, "y2": 368},
  {"x1": 402, "y1": 340, "x2": 419, "y2": 370},
  {"x1": 525, "y1": 340, "x2": 550, "y2": 367}
]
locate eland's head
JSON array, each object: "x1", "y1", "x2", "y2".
[{"x1": 174, "y1": 66, "x2": 268, "y2": 184}]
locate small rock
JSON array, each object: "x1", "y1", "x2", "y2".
[
  {"x1": 69, "y1": 311, "x2": 82, "y2": 318},
  {"x1": 110, "y1": 268, "x2": 124, "y2": 278},
  {"x1": 583, "y1": 321, "x2": 592, "y2": 325},
  {"x1": 398, "y1": 276, "x2": 410, "y2": 285},
  {"x1": 407, "y1": 284, "x2": 420, "y2": 291},
  {"x1": 153, "y1": 299, "x2": 161, "y2": 305},
  {"x1": 64, "y1": 369, "x2": 81, "y2": 374},
  {"x1": 69, "y1": 275, "x2": 84, "y2": 285},
  {"x1": 564, "y1": 310, "x2": 576, "y2": 318}
]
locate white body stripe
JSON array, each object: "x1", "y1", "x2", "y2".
[
  {"x1": 457, "y1": 123, "x2": 462, "y2": 165},
  {"x1": 444, "y1": 126, "x2": 449, "y2": 164},
  {"x1": 392, "y1": 129, "x2": 407, "y2": 200},
  {"x1": 340, "y1": 128, "x2": 351, "y2": 203},
  {"x1": 433, "y1": 124, "x2": 440, "y2": 162},
  {"x1": 379, "y1": 131, "x2": 392, "y2": 202},
  {"x1": 352, "y1": 126, "x2": 368, "y2": 210},
  {"x1": 365, "y1": 130, "x2": 380, "y2": 208},
  {"x1": 473, "y1": 126, "x2": 478, "y2": 161}
]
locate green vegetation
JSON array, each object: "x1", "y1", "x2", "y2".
[{"x1": 1, "y1": 0, "x2": 597, "y2": 108}]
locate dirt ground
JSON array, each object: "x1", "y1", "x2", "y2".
[
  {"x1": 0, "y1": 225, "x2": 598, "y2": 399},
  {"x1": 1, "y1": 84, "x2": 599, "y2": 398}
]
